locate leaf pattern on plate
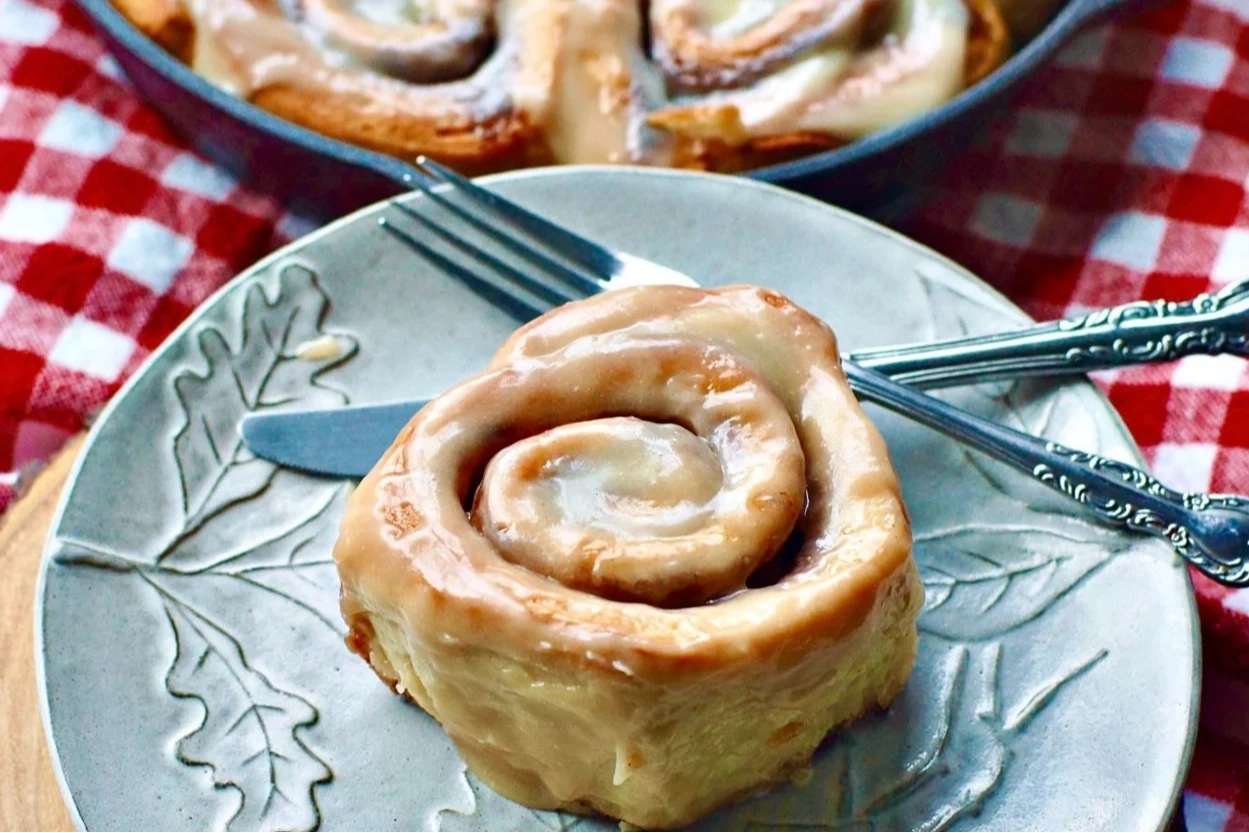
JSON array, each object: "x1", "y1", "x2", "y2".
[
  {"x1": 56, "y1": 261, "x2": 356, "y2": 831},
  {"x1": 903, "y1": 268, "x2": 1125, "y2": 644},
  {"x1": 160, "y1": 264, "x2": 358, "y2": 571},
  {"x1": 728, "y1": 644, "x2": 1106, "y2": 832},
  {"x1": 693, "y1": 267, "x2": 1122, "y2": 831},
  {"x1": 915, "y1": 522, "x2": 1121, "y2": 642},
  {"x1": 52, "y1": 259, "x2": 1141, "y2": 831},
  {"x1": 164, "y1": 487, "x2": 349, "y2": 635},
  {"x1": 155, "y1": 582, "x2": 332, "y2": 832}
]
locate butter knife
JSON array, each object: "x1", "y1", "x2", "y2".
[{"x1": 240, "y1": 279, "x2": 1249, "y2": 478}]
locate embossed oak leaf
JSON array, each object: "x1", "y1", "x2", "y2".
[
  {"x1": 53, "y1": 261, "x2": 358, "y2": 832},
  {"x1": 162, "y1": 592, "x2": 331, "y2": 832},
  {"x1": 161, "y1": 264, "x2": 357, "y2": 569},
  {"x1": 727, "y1": 642, "x2": 1105, "y2": 832},
  {"x1": 915, "y1": 524, "x2": 1116, "y2": 642},
  {"x1": 164, "y1": 483, "x2": 350, "y2": 636}
]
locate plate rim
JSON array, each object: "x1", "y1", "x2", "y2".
[{"x1": 34, "y1": 164, "x2": 1200, "y2": 831}]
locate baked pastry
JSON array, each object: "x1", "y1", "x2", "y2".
[
  {"x1": 993, "y1": 0, "x2": 1067, "y2": 41},
  {"x1": 109, "y1": 0, "x2": 1010, "y2": 173},
  {"x1": 333, "y1": 285, "x2": 922, "y2": 829}
]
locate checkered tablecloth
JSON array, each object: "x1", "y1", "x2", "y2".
[
  {"x1": 2, "y1": 0, "x2": 1247, "y2": 826},
  {"x1": 903, "y1": 1, "x2": 1249, "y2": 825}
]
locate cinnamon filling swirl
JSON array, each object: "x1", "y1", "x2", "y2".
[
  {"x1": 650, "y1": 0, "x2": 886, "y2": 92},
  {"x1": 296, "y1": 0, "x2": 494, "y2": 82},
  {"x1": 333, "y1": 285, "x2": 922, "y2": 828},
  {"x1": 112, "y1": 0, "x2": 1013, "y2": 172}
]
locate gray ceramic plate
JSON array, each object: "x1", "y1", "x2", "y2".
[{"x1": 37, "y1": 168, "x2": 1198, "y2": 832}]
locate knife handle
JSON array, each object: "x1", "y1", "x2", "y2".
[{"x1": 852, "y1": 278, "x2": 1249, "y2": 387}]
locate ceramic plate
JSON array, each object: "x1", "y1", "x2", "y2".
[{"x1": 38, "y1": 168, "x2": 1198, "y2": 831}]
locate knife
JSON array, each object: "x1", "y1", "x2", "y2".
[
  {"x1": 240, "y1": 277, "x2": 1249, "y2": 479},
  {"x1": 240, "y1": 399, "x2": 421, "y2": 479}
]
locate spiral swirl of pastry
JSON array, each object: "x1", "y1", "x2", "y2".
[
  {"x1": 297, "y1": 0, "x2": 494, "y2": 82},
  {"x1": 466, "y1": 339, "x2": 807, "y2": 607},
  {"x1": 114, "y1": 0, "x2": 1009, "y2": 172},
  {"x1": 647, "y1": 0, "x2": 1007, "y2": 152},
  {"x1": 649, "y1": 0, "x2": 883, "y2": 92},
  {"x1": 333, "y1": 285, "x2": 922, "y2": 828}
]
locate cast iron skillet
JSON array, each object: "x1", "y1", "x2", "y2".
[{"x1": 73, "y1": 0, "x2": 1144, "y2": 222}]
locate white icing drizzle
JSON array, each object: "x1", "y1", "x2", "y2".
[{"x1": 175, "y1": 0, "x2": 974, "y2": 162}]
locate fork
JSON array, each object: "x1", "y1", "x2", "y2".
[
  {"x1": 391, "y1": 158, "x2": 1249, "y2": 386},
  {"x1": 376, "y1": 157, "x2": 1249, "y2": 586}
]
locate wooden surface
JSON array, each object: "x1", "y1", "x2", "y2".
[
  {"x1": 0, "y1": 433, "x2": 1195, "y2": 833},
  {"x1": 0, "y1": 434, "x2": 82, "y2": 832}
]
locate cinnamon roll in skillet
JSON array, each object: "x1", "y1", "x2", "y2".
[
  {"x1": 109, "y1": 0, "x2": 1013, "y2": 173},
  {"x1": 333, "y1": 285, "x2": 922, "y2": 829}
]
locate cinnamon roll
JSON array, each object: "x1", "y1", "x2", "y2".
[
  {"x1": 333, "y1": 285, "x2": 922, "y2": 829},
  {"x1": 109, "y1": 0, "x2": 1012, "y2": 173}
]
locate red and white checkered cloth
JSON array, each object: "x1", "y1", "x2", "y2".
[
  {"x1": 1, "y1": 0, "x2": 1247, "y2": 826},
  {"x1": 904, "y1": 1, "x2": 1249, "y2": 825},
  {"x1": 0, "y1": 0, "x2": 311, "y2": 511}
]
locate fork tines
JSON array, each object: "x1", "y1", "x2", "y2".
[{"x1": 379, "y1": 157, "x2": 606, "y2": 325}]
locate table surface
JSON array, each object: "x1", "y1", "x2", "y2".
[
  {"x1": 1, "y1": 435, "x2": 81, "y2": 832},
  {"x1": 0, "y1": 437, "x2": 1195, "y2": 833},
  {"x1": 3, "y1": 0, "x2": 1249, "y2": 829}
]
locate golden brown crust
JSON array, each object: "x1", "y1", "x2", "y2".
[
  {"x1": 964, "y1": 0, "x2": 1012, "y2": 85},
  {"x1": 994, "y1": 0, "x2": 1065, "y2": 41},
  {"x1": 109, "y1": 0, "x2": 194, "y2": 63},
  {"x1": 670, "y1": 131, "x2": 845, "y2": 174},
  {"x1": 345, "y1": 562, "x2": 921, "y2": 828},
  {"x1": 333, "y1": 285, "x2": 922, "y2": 828},
  {"x1": 249, "y1": 86, "x2": 550, "y2": 175},
  {"x1": 650, "y1": 0, "x2": 1009, "y2": 172},
  {"x1": 109, "y1": 0, "x2": 1017, "y2": 175}
]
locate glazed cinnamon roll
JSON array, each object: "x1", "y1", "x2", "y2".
[
  {"x1": 110, "y1": 0, "x2": 1012, "y2": 173},
  {"x1": 333, "y1": 285, "x2": 922, "y2": 829}
]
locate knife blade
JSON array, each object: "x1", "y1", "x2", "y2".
[
  {"x1": 240, "y1": 271, "x2": 1249, "y2": 480},
  {"x1": 240, "y1": 400, "x2": 421, "y2": 478}
]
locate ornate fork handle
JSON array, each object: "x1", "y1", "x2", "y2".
[
  {"x1": 854, "y1": 279, "x2": 1249, "y2": 387},
  {"x1": 844, "y1": 362, "x2": 1249, "y2": 586}
]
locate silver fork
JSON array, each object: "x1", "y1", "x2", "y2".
[
  {"x1": 376, "y1": 157, "x2": 1249, "y2": 586},
  {"x1": 391, "y1": 158, "x2": 1249, "y2": 385}
]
